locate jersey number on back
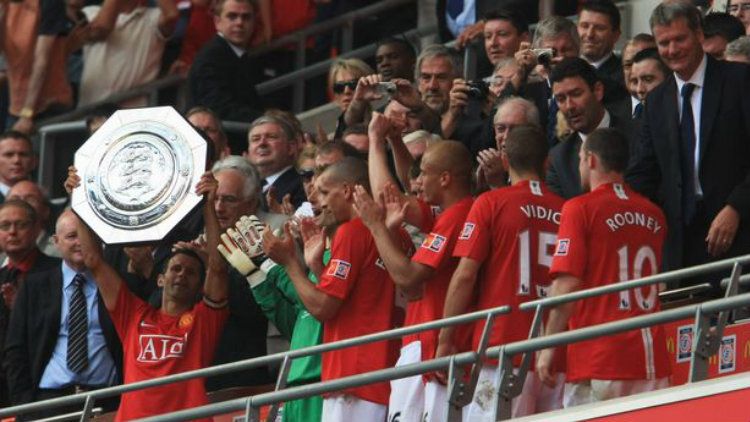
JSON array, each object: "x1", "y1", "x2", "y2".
[
  {"x1": 518, "y1": 230, "x2": 557, "y2": 297},
  {"x1": 617, "y1": 245, "x2": 658, "y2": 311}
]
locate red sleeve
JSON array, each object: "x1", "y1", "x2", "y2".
[
  {"x1": 413, "y1": 210, "x2": 460, "y2": 270},
  {"x1": 109, "y1": 284, "x2": 149, "y2": 339},
  {"x1": 452, "y1": 196, "x2": 490, "y2": 262},
  {"x1": 317, "y1": 222, "x2": 365, "y2": 300},
  {"x1": 549, "y1": 200, "x2": 588, "y2": 281}
]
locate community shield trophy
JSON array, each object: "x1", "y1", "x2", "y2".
[{"x1": 71, "y1": 106, "x2": 207, "y2": 245}]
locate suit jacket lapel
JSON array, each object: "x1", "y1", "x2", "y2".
[
  {"x1": 663, "y1": 76, "x2": 681, "y2": 158},
  {"x1": 699, "y1": 57, "x2": 721, "y2": 162}
]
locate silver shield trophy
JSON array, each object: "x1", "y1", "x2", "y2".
[{"x1": 71, "y1": 106, "x2": 207, "y2": 244}]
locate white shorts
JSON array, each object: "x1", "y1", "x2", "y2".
[
  {"x1": 465, "y1": 366, "x2": 565, "y2": 421},
  {"x1": 563, "y1": 377, "x2": 670, "y2": 408},
  {"x1": 388, "y1": 341, "x2": 425, "y2": 422},
  {"x1": 322, "y1": 394, "x2": 387, "y2": 422},
  {"x1": 424, "y1": 380, "x2": 448, "y2": 422}
]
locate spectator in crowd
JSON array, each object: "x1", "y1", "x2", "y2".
[
  {"x1": 481, "y1": 9, "x2": 529, "y2": 68},
  {"x1": 246, "y1": 115, "x2": 306, "y2": 210},
  {"x1": 628, "y1": 48, "x2": 669, "y2": 116},
  {"x1": 417, "y1": 45, "x2": 460, "y2": 117},
  {"x1": 725, "y1": 35, "x2": 750, "y2": 62},
  {"x1": 538, "y1": 128, "x2": 671, "y2": 406},
  {"x1": 71, "y1": 171, "x2": 228, "y2": 420},
  {"x1": 3, "y1": 0, "x2": 72, "y2": 134},
  {"x1": 0, "y1": 132, "x2": 37, "y2": 202},
  {"x1": 727, "y1": 0, "x2": 750, "y2": 34},
  {"x1": 358, "y1": 116, "x2": 473, "y2": 421},
  {"x1": 84, "y1": 104, "x2": 119, "y2": 135},
  {"x1": 621, "y1": 34, "x2": 656, "y2": 94},
  {"x1": 546, "y1": 58, "x2": 633, "y2": 199},
  {"x1": 186, "y1": 107, "x2": 231, "y2": 160},
  {"x1": 701, "y1": 12, "x2": 746, "y2": 59},
  {"x1": 263, "y1": 158, "x2": 407, "y2": 422},
  {"x1": 487, "y1": 58, "x2": 524, "y2": 98},
  {"x1": 615, "y1": 33, "x2": 656, "y2": 123},
  {"x1": 76, "y1": 0, "x2": 179, "y2": 107},
  {"x1": 314, "y1": 141, "x2": 361, "y2": 169},
  {"x1": 577, "y1": 0, "x2": 628, "y2": 102},
  {"x1": 477, "y1": 96, "x2": 540, "y2": 189},
  {"x1": 328, "y1": 58, "x2": 374, "y2": 138},
  {"x1": 375, "y1": 38, "x2": 417, "y2": 82},
  {"x1": 205, "y1": 156, "x2": 279, "y2": 390},
  {"x1": 189, "y1": 0, "x2": 264, "y2": 122},
  {"x1": 627, "y1": 1, "x2": 750, "y2": 286},
  {"x1": 514, "y1": 16, "x2": 580, "y2": 142},
  {"x1": 0, "y1": 200, "x2": 60, "y2": 406},
  {"x1": 438, "y1": 125, "x2": 565, "y2": 418},
  {"x1": 4, "y1": 211, "x2": 120, "y2": 419},
  {"x1": 6, "y1": 181, "x2": 59, "y2": 258}
]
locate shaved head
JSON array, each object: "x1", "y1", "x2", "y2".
[
  {"x1": 319, "y1": 157, "x2": 370, "y2": 192},
  {"x1": 421, "y1": 140, "x2": 473, "y2": 187}
]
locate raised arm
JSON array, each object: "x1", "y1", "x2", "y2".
[
  {"x1": 156, "y1": 0, "x2": 180, "y2": 38},
  {"x1": 352, "y1": 186, "x2": 428, "y2": 298},
  {"x1": 197, "y1": 171, "x2": 229, "y2": 304}
]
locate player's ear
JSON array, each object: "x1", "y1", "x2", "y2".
[
  {"x1": 439, "y1": 170, "x2": 450, "y2": 187},
  {"x1": 342, "y1": 182, "x2": 354, "y2": 201},
  {"x1": 157, "y1": 273, "x2": 166, "y2": 288}
]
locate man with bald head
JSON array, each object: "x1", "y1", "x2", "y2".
[
  {"x1": 5, "y1": 210, "x2": 120, "y2": 418},
  {"x1": 354, "y1": 140, "x2": 474, "y2": 422},
  {"x1": 263, "y1": 157, "x2": 408, "y2": 421}
]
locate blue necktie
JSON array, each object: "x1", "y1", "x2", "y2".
[
  {"x1": 447, "y1": 0, "x2": 464, "y2": 19},
  {"x1": 546, "y1": 97, "x2": 559, "y2": 147},
  {"x1": 679, "y1": 83, "x2": 697, "y2": 224},
  {"x1": 633, "y1": 102, "x2": 643, "y2": 119},
  {"x1": 67, "y1": 274, "x2": 89, "y2": 373}
]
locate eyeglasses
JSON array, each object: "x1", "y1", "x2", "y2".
[
  {"x1": 332, "y1": 80, "x2": 358, "y2": 94},
  {"x1": 728, "y1": 3, "x2": 750, "y2": 13},
  {"x1": 0, "y1": 220, "x2": 32, "y2": 232}
]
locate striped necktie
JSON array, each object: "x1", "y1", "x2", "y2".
[{"x1": 67, "y1": 273, "x2": 89, "y2": 373}]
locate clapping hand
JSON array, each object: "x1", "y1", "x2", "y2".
[{"x1": 218, "y1": 215, "x2": 269, "y2": 279}]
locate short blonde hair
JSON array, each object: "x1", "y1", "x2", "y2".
[{"x1": 327, "y1": 58, "x2": 374, "y2": 92}]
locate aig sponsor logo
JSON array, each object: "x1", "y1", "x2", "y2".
[{"x1": 137, "y1": 334, "x2": 187, "y2": 362}]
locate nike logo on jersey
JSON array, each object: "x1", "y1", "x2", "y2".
[{"x1": 139, "y1": 320, "x2": 157, "y2": 328}]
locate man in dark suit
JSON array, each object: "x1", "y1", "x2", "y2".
[
  {"x1": 0, "y1": 200, "x2": 60, "y2": 407},
  {"x1": 188, "y1": 0, "x2": 263, "y2": 122},
  {"x1": 628, "y1": 2, "x2": 750, "y2": 286},
  {"x1": 247, "y1": 115, "x2": 306, "y2": 210},
  {"x1": 577, "y1": 0, "x2": 628, "y2": 102},
  {"x1": 546, "y1": 57, "x2": 633, "y2": 199},
  {"x1": 4, "y1": 210, "x2": 121, "y2": 420}
]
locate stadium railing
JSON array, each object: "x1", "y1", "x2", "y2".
[
  {"x1": 133, "y1": 279, "x2": 750, "y2": 421},
  {"x1": 4, "y1": 254, "x2": 748, "y2": 421},
  {"x1": 0, "y1": 305, "x2": 511, "y2": 421}
]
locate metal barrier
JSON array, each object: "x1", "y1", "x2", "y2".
[
  {"x1": 0, "y1": 305, "x2": 510, "y2": 420},
  {"x1": 133, "y1": 292, "x2": 750, "y2": 422}
]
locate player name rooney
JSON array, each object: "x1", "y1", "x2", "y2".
[{"x1": 605, "y1": 211, "x2": 662, "y2": 234}]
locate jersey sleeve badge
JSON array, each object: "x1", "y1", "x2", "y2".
[
  {"x1": 327, "y1": 259, "x2": 352, "y2": 280},
  {"x1": 421, "y1": 233, "x2": 447, "y2": 252},
  {"x1": 554, "y1": 238, "x2": 570, "y2": 256},
  {"x1": 459, "y1": 222, "x2": 475, "y2": 240}
]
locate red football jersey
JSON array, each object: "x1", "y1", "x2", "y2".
[
  {"x1": 405, "y1": 196, "x2": 474, "y2": 361},
  {"x1": 453, "y1": 180, "x2": 564, "y2": 351},
  {"x1": 109, "y1": 285, "x2": 229, "y2": 421},
  {"x1": 550, "y1": 182, "x2": 671, "y2": 382},
  {"x1": 317, "y1": 218, "x2": 406, "y2": 405}
]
